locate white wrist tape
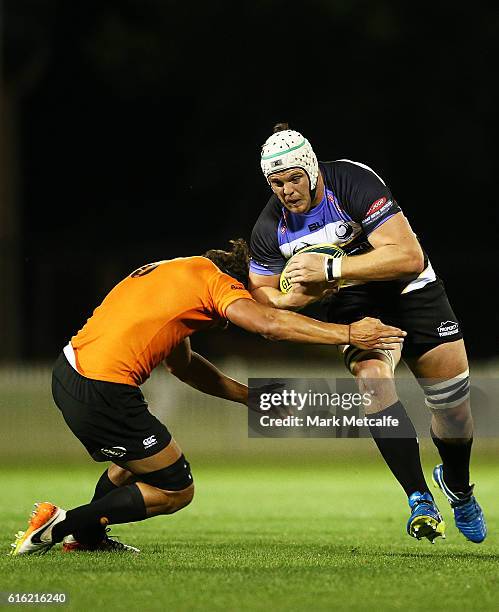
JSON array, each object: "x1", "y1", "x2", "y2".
[{"x1": 332, "y1": 257, "x2": 342, "y2": 280}]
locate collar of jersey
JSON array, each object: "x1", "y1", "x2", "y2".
[{"x1": 284, "y1": 191, "x2": 327, "y2": 218}]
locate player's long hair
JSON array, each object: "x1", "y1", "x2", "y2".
[{"x1": 203, "y1": 238, "x2": 250, "y2": 288}]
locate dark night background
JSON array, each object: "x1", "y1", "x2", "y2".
[{"x1": 1, "y1": 0, "x2": 498, "y2": 361}]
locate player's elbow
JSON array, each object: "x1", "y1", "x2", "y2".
[
  {"x1": 395, "y1": 244, "x2": 424, "y2": 275},
  {"x1": 405, "y1": 248, "x2": 425, "y2": 275},
  {"x1": 250, "y1": 286, "x2": 273, "y2": 306},
  {"x1": 261, "y1": 328, "x2": 283, "y2": 342},
  {"x1": 166, "y1": 362, "x2": 189, "y2": 381}
]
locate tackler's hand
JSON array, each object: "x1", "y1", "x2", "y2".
[
  {"x1": 248, "y1": 381, "x2": 291, "y2": 417},
  {"x1": 349, "y1": 318, "x2": 407, "y2": 350}
]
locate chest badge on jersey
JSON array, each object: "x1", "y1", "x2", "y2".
[{"x1": 335, "y1": 223, "x2": 354, "y2": 239}]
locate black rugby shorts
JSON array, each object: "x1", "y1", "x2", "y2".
[
  {"x1": 327, "y1": 278, "x2": 463, "y2": 358},
  {"x1": 51, "y1": 352, "x2": 172, "y2": 462}
]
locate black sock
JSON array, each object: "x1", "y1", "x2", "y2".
[
  {"x1": 71, "y1": 469, "x2": 120, "y2": 545},
  {"x1": 53, "y1": 484, "x2": 147, "y2": 544},
  {"x1": 369, "y1": 401, "x2": 430, "y2": 497},
  {"x1": 91, "y1": 469, "x2": 118, "y2": 502},
  {"x1": 431, "y1": 428, "x2": 472, "y2": 493}
]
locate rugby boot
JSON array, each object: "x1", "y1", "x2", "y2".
[
  {"x1": 432, "y1": 464, "x2": 486, "y2": 543},
  {"x1": 10, "y1": 502, "x2": 66, "y2": 555},
  {"x1": 407, "y1": 491, "x2": 445, "y2": 543},
  {"x1": 62, "y1": 531, "x2": 140, "y2": 553}
]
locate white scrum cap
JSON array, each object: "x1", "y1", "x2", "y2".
[{"x1": 260, "y1": 129, "x2": 319, "y2": 190}]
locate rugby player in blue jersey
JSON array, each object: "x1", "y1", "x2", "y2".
[{"x1": 248, "y1": 123, "x2": 486, "y2": 543}]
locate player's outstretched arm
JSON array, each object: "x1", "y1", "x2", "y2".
[
  {"x1": 164, "y1": 338, "x2": 247, "y2": 405},
  {"x1": 226, "y1": 299, "x2": 406, "y2": 349}
]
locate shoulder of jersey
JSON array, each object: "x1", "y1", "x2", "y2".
[
  {"x1": 321, "y1": 159, "x2": 372, "y2": 170},
  {"x1": 164, "y1": 256, "x2": 217, "y2": 273},
  {"x1": 252, "y1": 195, "x2": 283, "y2": 233},
  {"x1": 263, "y1": 193, "x2": 282, "y2": 213},
  {"x1": 319, "y1": 159, "x2": 359, "y2": 178},
  {"x1": 194, "y1": 256, "x2": 234, "y2": 278},
  {"x1": 188, "y1": 256, "x2": 217, "y2": 269},
  {"x1": 334, "y1": 159, "x2": 384, "y2": 177}
]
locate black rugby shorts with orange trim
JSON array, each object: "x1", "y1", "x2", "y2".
[{"x1": 51, "y1": 352, "x2": 172, "y2": 462}]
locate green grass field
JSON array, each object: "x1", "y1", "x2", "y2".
[{"x1": 1, "y1": 455, "x2": 497, "y2": 611}]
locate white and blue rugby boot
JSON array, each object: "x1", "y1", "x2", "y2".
[
  {"x1": 432, "y1": 464, "x2": 486, "y2": 543},
  {"x1": 407, "y1": 491, "x2": 445, "y2": 543}
]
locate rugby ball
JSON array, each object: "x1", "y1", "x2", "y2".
[{"x1": 279, "y1": 243, "x2": 345, "y2": 293}]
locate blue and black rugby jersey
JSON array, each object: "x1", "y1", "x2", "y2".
[{"x1": 250, "y1": 160, "x2": 436, "y2": 294}]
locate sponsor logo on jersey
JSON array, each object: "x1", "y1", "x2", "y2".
[
  {"x1": 131, "y1": 262, "x2": 161, "y2": 278},
  {"x1": 437, "y1": 321, "x2": 459, "y2": 337},
  {"x1": 100, "y1": 446, "x2": 127, "y2": 458},
  {"x1": 230, "y1": 284, "x2": 244, "y2": 290},
  {"x1": 363, "y1": 199, "x2": 393, "y2": 225},
  {"x1": 308, "y1": 221, "x2": 325, "y2": 232},
  {"x1": 143, "y1": 435, "x2": 157, "y2": 449},
  {"x1": 366, "y1": 197, "x2": 387, "y2": 216}
]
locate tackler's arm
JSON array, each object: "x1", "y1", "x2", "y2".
[{"x1": 164, "y1": 338, "x2": 247, "y2": 405}]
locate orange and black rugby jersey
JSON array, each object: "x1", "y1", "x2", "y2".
[{"x1": 70, "y1": 257, "x2": 252, "y2": 386}]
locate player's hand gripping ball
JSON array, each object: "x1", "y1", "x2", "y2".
[{"x1": 279, "y1": 243, "x2": 345, "y2": 293}]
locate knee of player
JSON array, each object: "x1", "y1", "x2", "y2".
[
  {"x1": 174, "y1": 483, "x2": 195, "y2": 511},
  {"x1": 139, "y1": 454, "x2": 194, "y2": 514},
  {"x1": 354, "y1": 360, "x2": 394, "y2": 393},
  {"x1": 354, "y1": 359, "x2": 392, "y2": 380},
  {"x1": 156, "y1": 483, "x2": 194, "y2": 515}
]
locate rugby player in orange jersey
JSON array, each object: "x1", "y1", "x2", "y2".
[{"x1": 10, "y1": 239, "x2": 405, "y2": 555}]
